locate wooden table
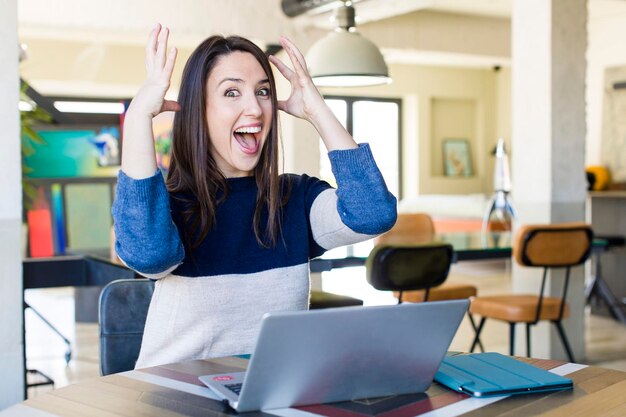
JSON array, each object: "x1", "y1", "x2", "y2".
[{"x1": 5, "y1": 356, "x2": 626, "y2": 416}]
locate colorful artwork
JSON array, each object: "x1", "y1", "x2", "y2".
[
  {"x1": 24, "y1": 127, "x2": 121, "y2": 178},
  {"x1": 443, "y1": 139, "x2": 473, "y2": 177}
]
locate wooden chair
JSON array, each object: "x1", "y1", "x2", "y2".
[
  {"x1": 469, "y1": 222, "x2": 593, "y2": 362},
  {"x1": 375, "y1": 213, "x2": 478, "y2": 302}
]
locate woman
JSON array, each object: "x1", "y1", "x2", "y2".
[{"x1": 112, "y1": 23, "x2": 397, "y2": 368}]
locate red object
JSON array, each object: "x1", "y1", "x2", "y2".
[
  {"x1": 27, "y1": 187, "x2": 54, "y2": 258},
  {"x1": 213, "y1": 375, "x2": 234, "y2": 382}
]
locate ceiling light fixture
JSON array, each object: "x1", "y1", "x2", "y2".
[
  {"x1": 306, "y1": 0, "x2": 391, "y2": 87},
  {"x1": 53, "y1": 101, "x2": 125, "y2": 114}
]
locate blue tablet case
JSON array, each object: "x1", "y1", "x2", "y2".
[{"x1": 434, "y1": 352, "x2": 573, "y2": 397}]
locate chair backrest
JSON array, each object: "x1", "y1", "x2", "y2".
[
  {"x1": 366, "y1": 244, "x2": 454, "y2": 301},
  {"x1": 375, "y1": 213, "x2": 435, "y2": 245},
  {"x1": 99, "y1": 278, "x2": 154, "y2": 375},
  {"x1": 513, "y1": 222, "x2": 593, "y2": 268}
]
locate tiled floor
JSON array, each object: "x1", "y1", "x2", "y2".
[{"x1": 24, "y1": 259, "x2": 626, "y2": 399}]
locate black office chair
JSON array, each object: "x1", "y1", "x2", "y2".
[
  {"x1": 99, "y1": 279, "x2": 154, "y2": 376},
  {"x1": 373, "y1": 213, "x2": 478, "y2": 303},
  {"x1": 367, "y1": 243, "x2": 482, "y2": 351},
  {"x1": 366, "y1": 244, "x2": 455, "y2": 303}
]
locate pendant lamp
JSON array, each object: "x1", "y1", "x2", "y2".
[{"x1": 306, "y1": 1, "x2": 391, "y2": 87}]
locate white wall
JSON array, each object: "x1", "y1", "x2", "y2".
[
  {"x1": 0, "y1": 0, "x2": 25, "y2": 408},
  {"x1": 586, "y1": 0, "x2": 626, "y2": 166}
]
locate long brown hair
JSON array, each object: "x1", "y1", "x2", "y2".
[{"x1": 166, "y1": 35, "x2": 285, "y2": 250}]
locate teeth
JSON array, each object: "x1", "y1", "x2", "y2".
[{"x1": 235, "y1": 126, "x2": 261, "y2": 134}]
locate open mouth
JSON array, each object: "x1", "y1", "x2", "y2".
[{"x1": 233, "y1": 125, "x2": 261, "y2": 155}]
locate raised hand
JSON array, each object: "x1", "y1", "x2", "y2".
[
  {"x1": 268, "y1": 36, "x2": 326, "y2": 124},
  {"x1": 130, "y1": 23, "x2": 181, "y2": 117},
  {"x1": 269, "y1": 36, "x2": 358, "y2": 151},
  {"x1": 121, "y1": 24, "x2": 180, "y2": 179}
]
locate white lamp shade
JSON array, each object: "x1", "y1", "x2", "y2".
[{"x1": 306, "y1": 30, "x2": 391, "y2": 87}]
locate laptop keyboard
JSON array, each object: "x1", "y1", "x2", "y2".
[{"x1": 225, "y1": 383, "x2": 242, "y2": 395}]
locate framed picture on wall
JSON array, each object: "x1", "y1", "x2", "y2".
[
  {"x1": 23, "y1": 126, "x2": 121, "y2": 178},
  {"x1": 443, "y1": 138, "x2": 473, "y2": 177}
]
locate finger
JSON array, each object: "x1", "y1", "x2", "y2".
[
  {"x1": 162, "y1": 47, "x2": 177, "y2": 82},
  {"x1": 268, "y1": 54, "x2": 295, "y2": 81},
  {"x1": 279, "y1": 37, "x2": 308, "y2": 81},
  {"x1": 155, "y1": 26, "x2": 169, "y2": 70},
  {"x1": 145, "y1": 23, "x2": 161, "y2": 70},
  {"x1": 280, "y1": 36, "x2": 307, "y2": 71},
  {"x1": 161, "y1": 100, "x2": 182, "y2": 113}
]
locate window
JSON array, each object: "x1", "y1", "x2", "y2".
[
  {"x1": 319, "y1": 96, "x2": 401, "y2": 305},
  {"x1": 319, "y1": 96, "x2": 401, "y2": 198}
]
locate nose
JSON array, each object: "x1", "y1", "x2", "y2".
[{"x1": 243, "y1": 93, "x2": 263, "y2": 118}]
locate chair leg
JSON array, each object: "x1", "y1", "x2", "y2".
[
  {"x1": 509, "y1": 322, "x2": 516, "y2": 356},
  {"x1": 25, "y1": 302, "x2": 72, "y2": 364},
  {"x1": 526, "y1": 323, "x2": 531, "y2": 358},
  {"x1": 470, "y1": 317, "x2": 486, "y2": 353},
  {"x1": 467, "y1": 313, "x2": 485, "y2": 352},
  {"x1": 553, "y1": 321, "x2": 575, "y2": 363}
]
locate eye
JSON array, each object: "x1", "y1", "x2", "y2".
[
  {"x1": 257, "y1": 87, "x2": 270, "y2": 97},
  {"x1": 225, "y1": 88, "x2": 240, "y2": 98}
]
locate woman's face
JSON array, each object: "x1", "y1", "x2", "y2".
[{"x1": 205, "y1": 51, "x2": 273, "y2": 178}]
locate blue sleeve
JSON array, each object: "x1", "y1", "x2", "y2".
[
  {"x1": 111, "y1": 170, "x2": 185, "y2": 274},
  {"x1": 328, "y1": 143, "x2": 397, "y2": 234}
]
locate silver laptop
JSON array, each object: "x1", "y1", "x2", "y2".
[{"x1": 199, "y1": 300, "x2": 469, "y2": 412}]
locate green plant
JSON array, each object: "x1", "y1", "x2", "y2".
[{"x1": 20, "y1": 82, "x2": 52, "y2": 209}]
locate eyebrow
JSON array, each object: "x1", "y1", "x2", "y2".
[
  {"x1": 218, "y1": 77, "x2": 243, "y2": 87},
  {"x1": 217, "y1": 78, "x2": 270, "y2": 87}
]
